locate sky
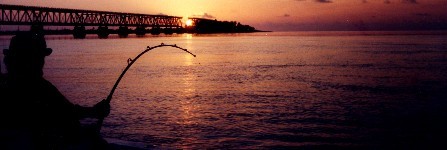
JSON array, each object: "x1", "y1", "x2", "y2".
[{"x1": 1, "y1": 0, "x2": 447, "y2": 31}]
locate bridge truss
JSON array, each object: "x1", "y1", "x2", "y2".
[{"x1": 0, "y1": 4, "x2": 183, "y2": 28}]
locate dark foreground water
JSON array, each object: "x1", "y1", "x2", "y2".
[{"x1": 1, "y1": 31, "x2": 447, "y2": 149}]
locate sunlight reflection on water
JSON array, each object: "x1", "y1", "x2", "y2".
[{"x1": 1, "y1": 31, "x2": 446, "y2": 149}]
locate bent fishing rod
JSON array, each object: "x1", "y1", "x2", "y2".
[{"x1": 97, "y1": 43, "x2": 196, "y2": 131}]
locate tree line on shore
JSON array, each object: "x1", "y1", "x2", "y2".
[{"x1": 187, "y1": 18, "x2": 261, "y2": 33}]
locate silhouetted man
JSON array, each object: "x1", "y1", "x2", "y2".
[{"x1": 0, "y1": 32, "x2": 111, "y2": 150}]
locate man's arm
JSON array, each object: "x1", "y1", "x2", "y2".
[
  {"x1": 74, "y1": 99, "x2": 110, "y2": 119},
  {"x1": 43, "y1": 79, "x2": 110, "y2": 119}
]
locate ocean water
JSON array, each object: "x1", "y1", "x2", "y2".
[{"x1": 1, "y1": 31, "x2": 447, "y2": 149}]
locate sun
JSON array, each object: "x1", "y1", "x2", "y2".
[{"x1": 185, "y1": 19, "x2": 193, "y2": 26}]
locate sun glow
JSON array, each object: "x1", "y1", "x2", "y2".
[{"x1": 185, "y1": 19, "x2": 193, "y2": 26}]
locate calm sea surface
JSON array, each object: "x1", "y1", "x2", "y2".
[{"x1": 1, "y1": 31, "x2": 447, "y2": 149}]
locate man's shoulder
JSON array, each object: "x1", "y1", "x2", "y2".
[
  {"x1": 0, "y1": 74, "x2": 7, "y2": 88},
  {"x1": 38, "y1": 78, "x2": 68, "y2": 99},
  {"x1": 37, "y1": 78, "x2": 61, "y2": 92}
]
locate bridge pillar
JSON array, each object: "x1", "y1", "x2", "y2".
[
  {"x1": 175, "y1": 27, "x2": 185, "y2": 34},
  {"x1": 30, "y1": 24, "x2": 45, "y2": 35},
  {"x1": 135, "y1": 26, "x2": 146, "y2": 36},
  {"x1": 163, "y1": 27, "x2": 173, "y2": 35},
  {"x1": 97, "y1": 26, "x2": 109, "y2": 39},
  {"x1": 150, "y1": 27, "x2": 161, "y2": 35},
  {"x1": 73, "y1": 26, "x2": 86, "y2": 39},
  {"x1": 118, "y1": 26, "x2": 129, "y2": 38}
]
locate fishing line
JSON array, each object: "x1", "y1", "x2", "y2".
[{"x1": 97, "y1": 43, "x2": 196, "y2": 132}]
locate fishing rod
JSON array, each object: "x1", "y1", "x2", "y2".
[{"x1": 97, "y1": 43, "x2": 196, "y2": 132}]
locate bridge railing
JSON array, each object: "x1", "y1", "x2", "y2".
[{"x1": 0, "y1": 4, "x2": 183, "y2": 28}]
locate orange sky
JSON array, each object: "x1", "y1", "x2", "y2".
[{"x1": 1, "y1": 0, "x2": 446, "y2": 31}]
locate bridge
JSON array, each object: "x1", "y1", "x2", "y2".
[{"x1": 0, "y1": 4, "x2": 186, "y2": 38}]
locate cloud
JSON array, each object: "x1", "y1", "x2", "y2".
[
  {"x1": 315, "y1": 0, "x2": 332, "y2": 3},
  {"x1": 192, "y1": 13, "x2": 215, "y2": 19},
  {"x1": 402, "y1": 0, "x2": 417, "y2": 4},
  {"x1": 202, "y1": 13, "x2": 215, "y2": 19},
  {"x1": 293, "y1": 0, "x2": 332, "y2": 3},
  {"x1": 283, "y1": 14, "x2": 291, "y2": 17},
  {"x1": 413, "y1": 13, "x2": 430, "y2": 17},
  {"x1": 363, "y1": 0, "x2": 417, "y2": 4}
]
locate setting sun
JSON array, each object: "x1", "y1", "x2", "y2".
[
  {"x1": 0, "y1": 0, "x2": 447, "y2": 149},
  {"x1": 185, "y1": 19, "x2": 193, "y2": 26}
]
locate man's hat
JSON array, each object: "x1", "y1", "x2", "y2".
[{"x1": 3, "y1": 32, "x2": 52, "y2": 57}]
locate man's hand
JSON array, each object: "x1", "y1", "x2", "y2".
[{"x1": 93, "y1": 99, "x2": 110, "y2": 119}]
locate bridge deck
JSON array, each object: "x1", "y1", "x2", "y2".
[{"x1": 0, "y1": 4, "x2": 184, "y2": 28}]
